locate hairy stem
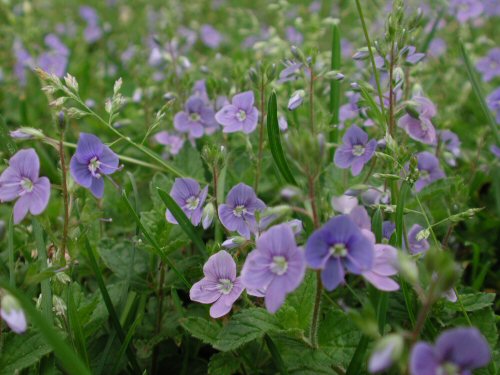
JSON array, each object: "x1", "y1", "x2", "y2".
[
  {"x1": 255, "y1": 79, "x2": 266, "y2": 192},
  {"x1": 58, "y1": 128, "x2": 69, "y2": 261}
]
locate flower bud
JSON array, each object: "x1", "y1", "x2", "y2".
[
  {"x1": 222, "y1": 236, "x2": 246, "y2": 249},
  {"x1": 248, "y1": 67, "x2": 259, "y2": 85},
  {"x1": 324, "y1": 70, "x2": 345, "y2": 81},
  {"x1": 57, "y1": 111, "x2": 66, "y2": 130},
  {"x1": 368, "y1": 334, "x2": 404, "y2": 373},
  {"x1": 0, "y1": 293, "x2": 27, "y2": 334},
  {"x1": 266, "y1": 63, "x2": 277, "y2": 82},
  {"x1": 291, "y1": 45, "x2": 306, "y2": 64},
  {"x1": 202, "y1": 203, "x2": 215, "y2": 229},
  {"x1": 287, "y1": 90, "x2": 306, "y2": 111}
]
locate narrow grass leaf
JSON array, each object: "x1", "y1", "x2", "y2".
[{"x1": 32, "y1": 218, "x2": 53, "y2": 326}]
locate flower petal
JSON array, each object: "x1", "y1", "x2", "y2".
[{"x1": 75, "y1": 133, "x2": 104, "y2": 163}]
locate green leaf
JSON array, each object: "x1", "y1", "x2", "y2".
[
  {"x1": 444, "y1": 292, "x2": 495, "y2": 312},
  {"x1": 33, "y1": 218, "x2": 53, "y2": 326},
  {"x1": 66, "y1": 284, "x2": 90, "y2": 369},
  {"x1": 0, "y1": 331, "x2": 52, "y2": 375},
  {"x1": 0, "y1": 114, "x2": 17, "y2": 157},
  {"x1": 215, "y1": 308, "x2": 281, "y2": 351},
  {"x1": 318, "y1": 309, "x2": 362, "y2": 369},
  {"x1": 0, "y1": 281, "x2": 91, "y2": 375},
  {"x1": 98, "y1": 238, "x2": 149, "y2": 280},
  {"x1": 267, "y1": 91, "x2": 297, "y2": 186},
  {"x1": 453, "y1": 307, "x2": 498, "y2": 347},
  {"x1": 208, "y1": 352, "x2": 242, "y2": 375},
  {"x1": 277, "y1": 271, "x2": 315, "y2": 331},
  {"x1": 346, "y1": 335, "x2": 369, "y2": 375},
  {"x1": 271, "y1": 334, "x2": 337, "y2": 374},
  {"x1": 156, "y1": 187, "x2": 207, "y2": 257},
  {"x1": 265, "y1": 334, "x2": 289, "y2": 375},
  {"x1": 181, "y1": 316, "x2": 221, "y2": 346}
]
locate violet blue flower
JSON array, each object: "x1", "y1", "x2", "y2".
[
  {"x1": 476, "y1": 48, "x2": 500, "y2": 82},
  {"x1": 218, "y1": 183, "x2": 265, "y2": 239},
  {"x1": 398, "y1": 96, "x2": 437, "y2": 145},
  {"x1": 414, "y1": 152, "x2": 445, "y2": 192},
  {"x1": 331, "y1": 194, "x2": 358, "y2": 214},
  {"x1": 486, "y1": 87, "x2": 500, "y2": 123},
  {"x1": 401, "y1": 46, "x2": 426, "y2": 65},
  {"x1": 215, "y1": 91, "x2": 259, "y2": 134},
  {"x1": 305, "y1": 215, "x2": 374, "y2": 291},
  {"x1": 13, "y1": 39, "x2": 33, "y2": 86},
  {"x1": 334, "y1": 125, "x2": 377, "y2": 176},
  {"x1": 0, "y1": 294, "x2": 27, "y2": 334},
  {"x1": 37, "y1": 34, "x2": 69, "y2": 78},
  {"x1": 200, "y1": 24, "x2": 223, "y2": 49},
  {"x1": 363, "y1": 245, "x2": 399, "y2": 291},
  {"x1": 192, "y1": 79, "x2": 210, "y2": 104},
  {"x1": 174, "y1": 96, "x2": 217, "y2": 138},
  {"x1": 407, "y1": 224, "x2": 430, "y2": 254},
  {"x1": 410, "y1": 327, "x2": 491, "y2": 375},
  {"x1": 288, "y1": 90, "x2": 305, "y2": 111},
  {"x1": 80, "y1": 6, "x2": 103, "y2": 43},
  {"x1": 189, "y1": 250, "x2": 244, "y2": 318},
  {"x1": 428, "y1": 38, "x2": 447, "y2": 59},
  {"x1": 277, "y1": 60, "x2": 304, "y2": 83},
  {"x1": 278, "y1": 115, "x2": 288, "y2": 131},
  {"x1": 69, "y1": 133, "x2": 120, "y2": 199},
  {"x1": 166, "y1": 178, "x2": 208, "y2": 226},
  {"x1": 154, "y1": 131, "x2": 184, "y2": 157},
  {"x1": 0, "y1": 149, "x2": 50, "y2": 224},
  {"x1": 285, "y1": 26, "x2": 303, "y2": 45},
  {"x1": 241, "y1": 224, "x2": 306, "y2": 313},
  {"x1": 449, "y1": 0, "x2": 484, "y2": 23},
  {"x1": 491, "y1": 145, "x2": 500, "y2": 159}
]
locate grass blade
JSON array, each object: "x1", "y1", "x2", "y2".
[
  {"x1": 81, "y1": 234, "x2": 142, "y2": 373},
  {"x1": 266, "y1": 91, "x2": 298, "y2": 186},
  {"x1": 122, "y1": 190, "x2": 191, "y2": 288},
  {"x1": 459, "y1": 41, "x2": 500, "y2": 144},
  {"x1": 156, "y1": 187, "x2": 207, "y2": 257},
  {"x1": 0, "y1": 114, "x2": 18, "y2": 156},
  {"x1": 0, "y1": 281, "x2": 91, "y2": 375},
  {"x1": 8, "y1": 215, "x2": 15, "y2": 286},
  {"x1": 346, "y1": 335, "x2": 369, "y2": 375},
  {"x1": 66, "y1": 285, "x2": 90, "y2": 368},
  {"x1": 33, "y1": 218, "x2": 53, "y2": 326}
]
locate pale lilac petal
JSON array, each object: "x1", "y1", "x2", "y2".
[
  {"x1": 265, "y1": 276, "x2": 287, "y2": 313},
  {"x1": 98, "y1": 146, "x2": 119, "y2": 175},
  {"x1": 0, "y1": 308, "x2": 27, "y2": 333},
  {"x1": 334, "y1": 147, "x2": 355, "y2": 168},
  {"x1": 232, "y1": 91, "x2": 254, "y2": 112},
  {"x1": 174, "y1": 112, "x2": 192, "y2": 132},
  {"x1": 0, "y1": 168, "x2": 22, "y2": 201},
  {"x1": 241, "y1": 107, "x2": 258, "y2": 134},
  {"x1": 363, "y1": 271, "x2": 399, "y2": 291},
  {"x1": 203, "y1": 250, "x2": 237, "y2": 281},
  {"x1": 241, "y1": 250, "x2": 274, "y2": 290},
  {"x1": 70, "y1": 157, "x2": 93, "y2": 188},
  {"x1": 13, "y1": 195, "x2": 30, "y2": 224},
  {"x1": 75, "y1": 133, "x2": 104, "y2": 163},
  {"x1": 9, "y1": 149, "x2": 40, "y2": 181},
  {"x1": 215, "y1": 105, "x2": 239, "y2": 127},
  {"x1": 27, "y1": 177, "x2": 50, "y2": 215},
  {"x1": 190, "y1": 278, "x2": 221, "y2": 304},
  {"x1": 321, "y1": 257, "x2": 345, "y2": 291},
  {"x1": 218, "y1": 204, "x2": 239, "y2": 231}
]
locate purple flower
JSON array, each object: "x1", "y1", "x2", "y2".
[
  {"x1": 407, "y1": 224, "x2": 430, "y2": 254},
  {"x1": 174, "y1": 96, "x2": 217, "y2": 138},
  {"x1": 166, "y1": 178, "x2": 208, "y2": 226},
  {"x1": 334, "y1": 125, "x2": 377, "y2": 176},
  {"x1": 491, "y1": 144, "x2": 500, "y2": 159},
  {"x1": 398, "y1": 96, "x2": 437, "y2": 145},
  {"x1": 277, "y1": 60, "x2": 304, "y2": 83},
  {"x1": 200, "y1": 24, "x2": 223, "y2": 49},
  {"x1": 363, "y1": 245, "x2": 399, "y2": 291},
  {"x1": 401, "y1": 46, "x2": 426, "y2": 65},
  {"x1": 285, "y1": 26, "x2": 303, "y2": 45},
  {"x1": 486, "y1": 87, "x2": 500, "y2": 123},
  {"x1": 0, "y1": 149, "x2": 50, "y2": 224},
  {"x1": 449, "y1": 0, "x2": 484, "y2": 23},
  {"x1": 438, "y1": 130, "x2": 461, "y2": 166},
  {"x1": 80, "y1": 6, "x2": 102, "y2": 43},
  {"x1": 287, "y1": 90, "x2": 305, "y2": 111},
  {"x1": 215, "y1": 91, "x2": 259, "y2": 134},
  {"x1": 476, "y1": 48, "x2": 500, "y2": 82},
  {"x1": 189, "y1": 250, "x2": 244, "y2": 318},
  {"x1": 218, "y1": 183, "x2": 265, "y2": 239},
  {"x1": 305, "y1": 215, "x2": 374, "y2": 291},
  {"x1": 410, "y1": 327, "x2": 491, "y2": 375},
  {"x1": 37, "y1": 34, "x2": 69, "y2": 78},
  {"x1": 414, "y1": 152, "x2": 445, "y2": 192},
  {"x1": 70, "y1": 133, "x2": 120, "y2": 199},
  {"x1": 331, "y1": 194, "x2": 358, "y2": 214},
  {"x1": 13, "y1": 39, "x2": 33, "y2": 86},
  {"x1": 0, "y1": 294, "x2": 27, "y2": 334},
  {"x1": 192, "y1": 79, "x2": 210, "y2": 104},
  {"x1": 241, "y1": 224, "x2": 306, "y2": 313},
  {"x1": 428, "y1": 38, "x2": 447, "y2": 59},
  {"x1": 154, "y1": 131, "x2": 184, "y2": 157}
]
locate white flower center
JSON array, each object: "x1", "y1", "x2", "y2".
[
  {"x1": 218, "y1": 278, "x2": 234, "y2": 295},
  {"x1": 419, "y1": 170, "x2": 430, "y2": 180},
  {"x1": 20, "y1": 177, "x2": 34, "y2": 193},
  {"x1": 436, "y1": 362, "x2": 459, "y2": 375},
  {"x1": 270, "y1": 256, "x2": 288, "y2": 276},
  {"x1": 233, "y1": 204, "x2": 247, "y2": 217},
  {"x1": 185, "y1": 196, "x2": 200, "y2": 210},
  {"x1": 88, "y1": 156, "x2": 101, "y2": 177},
  {"x1": 236, "y1": 110, "x2": 247, "y2": 122},
  {"x1": 329, "y1": 243, "x2": 347, "y2": 257},
  {"x1": 189, "y1": 113, "x2": 201, "y2": 122},
  {"x1": 352, "y1": 144, "x2": 365, "y2": 157}
]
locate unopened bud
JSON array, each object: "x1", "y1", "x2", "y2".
[
  {"x1": 202, "y1": 203, "x2": 215, "y2": 230},
  {"x1": 368, "y1": 334, "x2": 404, "y2": 373},
  {"x1": 221, "y1": 236, "x2": 246, "y2": 249}
]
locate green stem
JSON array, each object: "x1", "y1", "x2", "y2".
[
  {"x1": 354, "y1": 0, "x2": 387, "y2": 125},
  {"x1": 7, "y1": 215, "x2": 14, "y2": 286}
]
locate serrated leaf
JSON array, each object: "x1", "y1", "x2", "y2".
[
  {"x1": 215, "y1": 308, "x2": 281, "y2": 351},
  {"x1": 444, "y1": 293, "x2": 495, "y2": 312},
  {"x1": 208, "y1": 352, "x2": 242, "y2": 375},
  {"x1": 0, "y1": 114, "x2": 17, "y2": 157},
  {"x1": 318, "y1": 309, "x2": 362, "y2": 369},
  {"x1": 0, "y1": 331, "x2": 52, "y2": 374},
  {"x1": 181, "y1": 316, "x2": 221, "y2": 346}
]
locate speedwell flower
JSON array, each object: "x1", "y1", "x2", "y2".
[
  {"x1": 215, "y1": 91, "x2": 259, "y2": 134},
  {"x1": 398, "y1": 96, "x2": 437, "y2": 145},
  {"x1": 166, "y1": 178, "x2": 208, "y2": 226},
  {"x1": 414, "y1": 152, "x2": 445, "y2": 192},
  {"x1": 174, "y1": 96, "x2": 217, "y2": 138},
  {"x1": 334, "y1": 125, "x2": 377, "y2": 176}
]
